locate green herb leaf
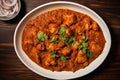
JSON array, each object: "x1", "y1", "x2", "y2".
[
  {"x1": 60, "y1": 56, "x2": 67, "y2": 62},
  {"x1": 61, "y1": 35, "x2": 76, "y2": 46},
  {"x1": 58, "y1": 26, "x2": 66, "y2": 36},
  {"x1": 86, "y1": 50, "x2": 93, "y2": 58},
  {"x1": 82, "y1": 48, "x2": 87, "y2": 54},
  {"x1": 82, "y1": 42, "x2": 88, "y2": 48},
  {"x1": 59, "y1": 26, "x2": 75, "y2": 46},
  {"x1": 43, "y1": 34, "x2": 48, "y2": 39},
  {"x1": 50, "y1": 36, "x2": 58, "y2": 43},
  {"x1": 50, "y1": 51, "x2": 58, "y2": 58},
  {"x1": 68, "y1": 36, "x2": 76, "y2": 45},
  {"x1": 82, "y1": 36, "x2": 88, "y2": 42},
  {"x1": 78, "y1": 44, "x2": 83, "y2": 50},
  {"x1": 37, "y1": 31, "x2": 48, "y2": 42},
  {"x1": 78, "y1": 36, "x2": 92, "y2": 58}
]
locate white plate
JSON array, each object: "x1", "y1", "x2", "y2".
[{"x1": 14, "y1": 1, "x2": 111, "y2": 79}]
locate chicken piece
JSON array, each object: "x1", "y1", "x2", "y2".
[
  {"x1": 76, "y1": 50, "x2": 87, "y2": 63},
  {"x1": 51, "y1": 13, "x2": 62, "y2": 25},
  {"x1": 56, "y1": 41, "x2": 64, "y2": 50},
  {"x1": 83, "y1": 16, "x2": 91, "y2": 23},
  {"x1": 45, "y1": 40, "x2": 50, "y2": 50},
  {"x1": 94, "y1": 32, "x2": 101, "y2": 42},
  {"x1": 50, "y1": 27, "x2": 56, "y2": 33},
  {"x1": 45, "y1": 58, "x2": 56, "y2": 66},
  {"x1": 60, "y1": 24, "x2": 66, "y2": 27},
  {"x1": 90, "y1": 41, "x2": 102, "y2": 57},
  {"x1": 48, "y1": 43, "x2": 56, "y2": 51},
  {"x1": 25, "y1": 27, "x2": 37, "y2": 39},
  {"x1": 82, "y1": 16, "x2": 92, "y2": 31},
  {"x1": 23, "y1": 27, "x2": 37, "y2": 46},
  {"x1": 48, "y1": 24, "x2": 58, "y2": 34},
  {"x1": 44, "y1": 54, "x2": 56, "y2": 66},
  {"x1": 63, "y1": 14, "x2": 76, "y2": 26},
  {"x1": 57, "y1": 61, "x2": 66, "y2": 71},
  {"x1": 31, "y1": 27, "x2": 37, "y2": 36},
  {"x1": 59, "y1": 47, "x2": 71, "y2": 56},
  {"x1": 78, "y1": 50, "x2": 84, "y2": 56},
  {"x1": 75, "y1": 26, "x2": 83, "y2": 35},
  {"x1": 36, "y1": 43, "x2": 45, "y2": 50},
  {"x1": 70, "y1": 25, "x2": 76, "y2": 31},
  {"x1": 23, "y1": 38, "x2": 33, "y2": 52},
  {"x1": 66, "y1": 28, "x2": 72, "y2": 35},
  {"x1": 72, "y1": 41, "x2": 79, "y2": 50},
  {"x1": 92, "y1": 22, "x2": 99, "y2": 31},
  {"x1": 30, "y1": 47, "x2": 39, "y2": 63},
  {"x1": 83, "y1": 62, "x2": 89, "y2": 67},
  {"x1": 85, "y1": 23, "x2": 91, "y2": 31}
]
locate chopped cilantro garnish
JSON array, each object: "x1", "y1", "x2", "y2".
[
  {"x1": 82, "y1": 36, "x2": 88, "y2": 42},
  {"x1": 37, "y1": 31, "x2": 48, "y2": 42},
  {"x1": 58, "y1": 26, "x2": 66, "y2": 36},
  {"x1": 50, "y1": 51, "x2": 58, "y2": 58},
  {"x1": 78, "y1": 36, "x2": 92, "y2": 58},
  {"x1": 82, "y1": 42, "x2": 88, "y2": 48},
  {"x1": 82, "y1": 47, "x2": 87, "y2": 54},
  {"x1": 50, "y1": 36, "x2": 58, "y2": 43},
  {"x1": 61, "y1": 35, "x2": 75, "y2": 46},
  {"x1": 86, "y1": 50, "x2": 92, "y2": 58},
  {"x1": 60, "y1": 56, "x2": 67, "y2": 62},
  {"x1": 78, "y1": 44, "x2": 83, "y2": 50}
]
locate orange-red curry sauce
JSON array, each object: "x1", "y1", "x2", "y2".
[{"x1": 22, "y1": 9, "x2": 106, "y2": 72}]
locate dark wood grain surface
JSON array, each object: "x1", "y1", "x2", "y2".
[{"x1": 0, "y1": 0, "x2": 120, "y2": 80}]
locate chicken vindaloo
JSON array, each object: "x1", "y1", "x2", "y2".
[{"x1": 22, "y1": 9, "x2": 106, "y2": 72}]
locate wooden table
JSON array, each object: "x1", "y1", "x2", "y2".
[{"x1": 0, "y1": 0, "x2": 120, "y2": 80}]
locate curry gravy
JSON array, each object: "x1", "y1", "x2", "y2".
[{"x1": 22, "y1": 9, "x2": 106, "y2": 72}]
